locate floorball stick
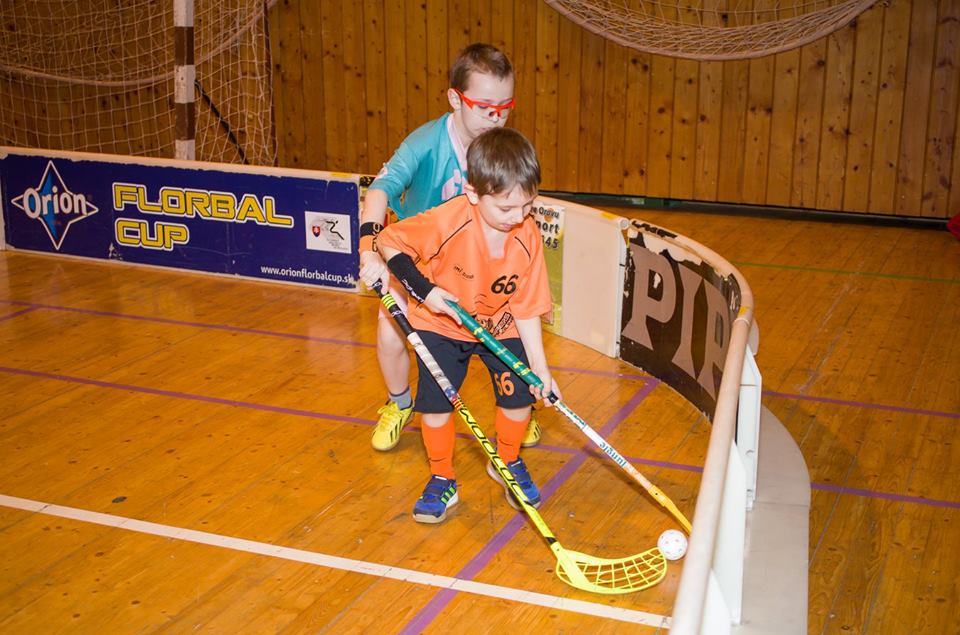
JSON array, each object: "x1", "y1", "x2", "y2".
[
  {"x1": 446, "y1": 300, "x2": 692, "y2": 534},
  {"x1": 372, "y1": 281, "x2": 666, "y2": 594}
]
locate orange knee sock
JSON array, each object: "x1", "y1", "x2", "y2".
[
  {"x1": 495, "y1": 408, "x2": 529, "y2": 463},
  {"x1": 421, "y1": 415, "x2": 455, "y2": 479}
]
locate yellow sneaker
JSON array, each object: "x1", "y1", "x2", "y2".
[
  {"x1": 371, "y1": 402, "x2": 414, "y2": 451},
  {"x1": 521, "y1": 411, "x2": 541, "y2": 448}
]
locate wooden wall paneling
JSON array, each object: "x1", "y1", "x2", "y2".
[
  {"x1": 869, "y1": 0, "x2": 911, "y2": 215},
  {"x1": 765, "y1": 49, "x2": 800, "y2": 207},
  {"x1": 895, "y1": 0, "x2": 937, "y2": 215},
  {"x1": 716, "y1": 59, "x2": 749, "y2": 203},
  {"x1": 150, "y1": 84, "x2": 175, "y2": 156},
  {"x1": 577, "y1": 31, "x2": 606, "y2": 192},
  {"x1": 694, "y1": 57, "x2": 723, "y2": 202},
  {"x1": 319, "y1": 1, "x2": 346, "y2": 170},
  {"x1": 742, "y1": 54, "x2": 775, "y2": 205},
  {"x1": 740, "y1": 0, "x2": 774, "y2": 205},
  {"x1": 670, "y1": 58, "x2": 699, "y2": 200},
  {"x1": 403, "y1": 1, "x2": 428, "y2": 134},
  {"x1": 497, "y1": 1, "x2": 523, "y2": 140},
  {"x1": 270, "y1": 0, "x2": 305, "y2": 167},
  {"x1": 816, "y1": 23, "x2": 855, "y2": 211},
  {"x1": 468, "y1": 0, "x2": 492, "y2": 44},
  {"x1": 56, "y1": 3, "x2": 83, "y2": 149},
  {"x1": 95, "y1": 90, "x2": 118, "y2": 155},
  {"x1": 63, "y1": 86, "x2": 84, "y2": 152},
  {"x1": 7, "y1": 5, "x2": 53, "y2": 149},
  {"x1": 742, "y1": 51, "x2": 775, "y2": 205},
  {"x1": 150, "y1": 80, "x2": 175, "y2": 157},
  {"x1": 75, "y1": 12, "x2": 102, "y2": 152},
  {"x1": 951, "y1": 73, "x2": 960, "y2": 215},
  {"x1": 137, "y1": 86, "x2": 161, "y2": 157},
  {"x1": 16, "y1": 83, "x2": 42, "y2": 150},
  {"x1": 691, "y1": 0, "x2": 725, "y2": 203},
  {"x1": 262, "y1": 0, "x2": 957, "y2": 218},
  {"x1": 534, "y1": 2, "x2": 560, "y2": 188},
  {"x1": 668, "y1": 2, "x2": 701, "y2": 200},
  {"x1": 556, "y1": 15, "x2": 582, "y2": 190},
  {"x1": 842, "y1": 5, "x2": 884, "y2": 213},
  {"x1": 129, "y1": 72, "x2": 163, "y2": 158},
  {"x1": 119, "y1": 88, "x2": 140, "y2": 156},
  {"x1": 231, "y1": 35, "x2": 262, "y2": 163},
  {"x1": 57, "y1": 85, "x2": 80, "y2": 153},
  {"x1": 56, "y1": 86, "x2": 74, "y2": 152},
  {"x1": 14, "y1": 85, "x2": 33, "y2": 150},
  {"x1": 426, "y1": 2, "x2": 449, "y2": 121},
  {"x1": 1, "y1": 82, "x2": 15, "y2": 146},
  {"x1": 362, "y1": 0, "x2": 388, "y2": 172},
  {"x1": 646, "y1": 53, "x2": 676, "y2": 198},
  {"x1": 242, "y1": 21, "x2": 270, "y2": 164},
  {"x1": 447, "y1": 0, "x2": 470, "y2": 65},
  {"x1": 383, "y1": 0, "x2": 408, "y2": 155},
  {"x1": 512, "y1": 0, "x2": 539, "y2": 145},
  {"x1": 600, "y1": 39, "x2": 628, "y2": 194},
  {"x1": 490, "y1": 0, "x2": 513, "y2": 55},
  {"x1": 341, "y1": 1, "x2": 368, "y2": 171},
  {"x1": 714, "y1": 0, "x2": 753, "y2": 203},
  {"x1": 623, "y1": 47, "x2": 651, "y2": 196},
  {"x1": 920, "y1": 0, "x2": 960, "y2": 218},
  {"x1": 155, "y1": 83, "x2": 177, "y2": 157},
  {"x1": 791, "y1": 39, "x2": 828, "y2": 208}
]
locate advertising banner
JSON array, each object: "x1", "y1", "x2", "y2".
[
  {"x1": 532, "y1": 200, "x2": 564, "y2": 334},
  {"x1": 0, "y1": 149, "x2": 360, "y2": 290},
  {"x1": 620, "y1": 222, "x2": 742, "y2": 418}
]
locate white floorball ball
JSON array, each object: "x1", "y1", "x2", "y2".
[{"x1": 657, "y1": 529, "x2": 688, "y2": 561}]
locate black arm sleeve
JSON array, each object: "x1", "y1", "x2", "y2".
[{"x1": 386, "y1": 253, "x2": 435, "y2": 303}]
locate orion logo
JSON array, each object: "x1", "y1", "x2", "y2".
[{"x1": 11, "y1": 161, "x2": 99, "y2": 250}]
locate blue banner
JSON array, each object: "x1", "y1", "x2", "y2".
[{"x1": 0, "y1": 149, "x2": 360, "y2": 289}]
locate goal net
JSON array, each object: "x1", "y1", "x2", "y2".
[
  {"x1": 0, "y1": 0, "x2": 275, "y2": 165},
  {"x1": 545, "y1": 0, "x2": 879, "y2": 61}
]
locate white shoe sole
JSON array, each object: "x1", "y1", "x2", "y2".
[
  {"x1": 485, "y1": 461, "x2": 541, "y2": 510},
  {"x1": 412, "y1": 491, "x2": 459, "y2": 524}
]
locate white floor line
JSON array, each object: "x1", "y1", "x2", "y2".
[{"x1": 0, "y1": 494, "x2": 670, "y2": 628}]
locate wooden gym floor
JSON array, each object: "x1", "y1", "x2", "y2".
[{"x1": 0, "y1": 210, "x2": 957, "y2": 633}]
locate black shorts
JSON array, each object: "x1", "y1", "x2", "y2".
[{"x1": 413, "y1": 330, "x2": 536, "y2": 414}]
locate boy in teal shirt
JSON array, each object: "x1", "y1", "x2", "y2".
[{"x1": 359, "y1": 43, "x2": 541, "y2": 451}]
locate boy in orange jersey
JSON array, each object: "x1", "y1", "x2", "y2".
[{"x1": 375, "y1": 128, "x2": 561, "y2": 523}]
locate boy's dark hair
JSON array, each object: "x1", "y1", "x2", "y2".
[
  {"x1": 450, "y1": 43, "x2": 513, "y2": 92},
  {"x1": 467, "y1": 128, "x2": 540, "y2": 198}
]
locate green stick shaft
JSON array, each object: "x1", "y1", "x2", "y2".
[{"x1": 447, "y1": 300, "x2": 692, "y2": 534}]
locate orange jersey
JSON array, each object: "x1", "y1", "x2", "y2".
[{"x1": 377, "y1": 195, "x2": 552, "y2": 341}]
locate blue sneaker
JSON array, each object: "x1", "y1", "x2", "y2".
[
  {"x1": 412, "y1": 475, "x2": 459, "y2": 524},
  {"x1": 486, "y1": 458, "x2": 541, "y2": 510}
]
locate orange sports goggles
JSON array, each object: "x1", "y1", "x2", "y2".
[{"x1": 454, "y1": 89, "x2": 515, "y2": 117}]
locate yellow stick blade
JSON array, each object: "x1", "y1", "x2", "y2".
[{"x1": 554, "y1": 546, "x2": 667, "y2": 594}]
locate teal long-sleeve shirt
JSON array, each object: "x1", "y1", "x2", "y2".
[{"x1": 368, "y1": 113, "x2": 467, "y2": 220}]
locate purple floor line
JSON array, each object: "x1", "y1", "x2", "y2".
[
  {"x1": 3, "y1": 365, "x2": 956, "y2": 510},
  {"x1": 0, "y1": 300, "x2": 651, "y2": 380},
  {"x1": 399, "y1": 380, "x2": 659, "y2": 634},
  {"x1": 9, "y1": 300, "x2": 955, "y2": 419},
  {"x1": 811, "y1": 482, "x2": 960, "y2": 509},
  {"x1": 0, "y1": 307, "x2": 36, "y2": 322},
  {"x1": 0, "y1": 366, "x2": 372, "y2": 427},
  {"x1": 763, "y1": 389, "x2": 959, "y2": 420},
  {"x1": 0, "y1": 299, "x2": 375, "y2": 348}
]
